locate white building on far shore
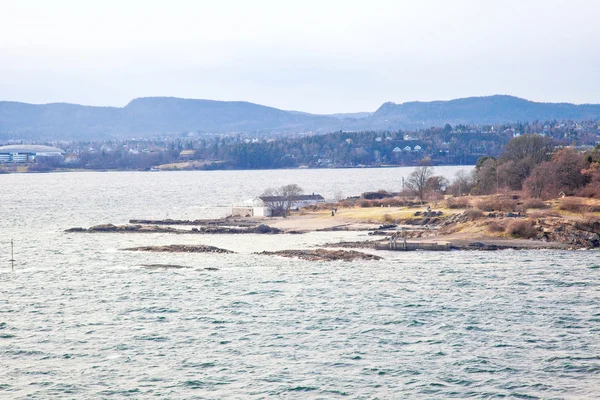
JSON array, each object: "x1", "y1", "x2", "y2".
[{"x1": 0, "y1": 145, "x2": 65, "y2": 164}]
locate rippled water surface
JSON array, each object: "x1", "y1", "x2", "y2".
[{"x1": 1, "y1": 168, "x2": 599, "y2": 399}]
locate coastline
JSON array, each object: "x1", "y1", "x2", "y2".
[
  {"x1": 64, "y1": 197, "x2": 600, "y2": 253},
  {"x1": 260, "y1": 209, "x2": 584, "y2": 251}
]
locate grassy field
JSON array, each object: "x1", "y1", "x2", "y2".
[
  {"x1": 300, "y1": 205, "x2": 462, "y2": 223},
  {"x1": 298, "y1": 195, "x2": 600, "y2": 224}
]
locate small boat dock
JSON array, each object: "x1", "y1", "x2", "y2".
[{"x1": 376, "y1": 236, "x2": 452, "y2": 251}]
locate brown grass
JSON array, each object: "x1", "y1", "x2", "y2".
[
  {"x1": 506, "y1": 219, "x2": 537, "y2": 239},
  {"x1": 528, "y1": 210, "x2": 560, "y2": 219},
  {"x1": 357, "y1": 197, "x2": 409, "y2": 208},
  {"x1": 557, "y1": 198, "x2": 600, "y2": 213},
  {"x1": 577, "y1": 185, "x2": 600, "y2": 198},
  {"x1": 521, "y1": 198, "x2": 549, "y2": 209},
  {"x1": 487, "y1": 221, "x2": 506, "y2": 233},
  {"x1": 445, "y1": 197, "x2": 470, "y2": 209},
  {"x1": 466, "y1": 209, "x2": 484, "y2": 221},
  {"x1": 476, "y1": 196, "x2": 518, "y2": 212},
  {"x1": 382, "y1": 213, "x2": 396, "y2": 223}
]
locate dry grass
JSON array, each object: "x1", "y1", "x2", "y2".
[
  {"x1": 506, "y1": 219, "x2": 537, "y2": 239},
  {"x1": 382, "y1": 213, "x2": 396, "y2": 223},
  {"x1": 357, "y1": 197, "x2": 410, "y2": 208},
  {"x1": 558, "y1": 197, "x2": 600, "y2": 214},
  {"x1": 528, "y1": 210, "x2": 560, "y2": 219},
  {"x1": 487, "y1": 221, "x2": 506, "y2": 233},
  {"x1": 476, "y1": 196, "x2": 518, "y2": 212},
  {"x1": 578, "y1": 185, "x2": 600, "y2": 198},
  {"x1": 466, "y1": 209, "x2": 484, "y2": 221},
  {"x1": 445, "y1": 197, "x2": 471, "y2": 209},
  {"x1": 521, "y1": 198, "x2": 549, "y2": 209},
  {"x1": 302, "y1": 205, "x2": 460, "y2": 223}
]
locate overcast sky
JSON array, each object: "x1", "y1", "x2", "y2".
[{"x1": 1, "y1": 0, "x2": 599, "y2": 113}]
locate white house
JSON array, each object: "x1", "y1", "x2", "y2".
[
  {"x1": 413, "y1": 145, "x2": 422, "y2": 152},
  {"x1": 403, "y1": 146, "x2": 412, "y2": 152},
  {"x1": 393, "y1": 147, "x2": 402, "y2": 153},
  {"x1": 232, "y1": 194, "x2": 325, "y2": 217},
  {"x1": 232, "y1": 197, "x2": 272, "y2": 217}
]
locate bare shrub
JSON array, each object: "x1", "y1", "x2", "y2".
[
  {"x1": 359, "y1": 200, "x2": 373, "y2": 208},
  {"x1": 522, "y1": 198, "x2": 549, "y2": 209},
  {"x1": 380, "y1": 197, "x2": 407, "y2": 207},
  {"x1": 559, "y1": 198, "x2": 589, "y2": 213},
  {"x1": 382, "y1": 213, "x2": 396, "y2": 223},
  {"x1": 466, "y1": 209, "x2": 484, "y2": 221},
  {"x1": 506, "y1": 220, "x2": 537, "y2": 239},
  {"x1": 338, "y1": 200, "x2": 354, "y2": 208},
  {"x1": 578, "y1": 185, "x2": 600, "y2": 198},
  {"x1": 487, "y1": 221, "x2": 506, "y2": 233},
  {"x1": 361, "y1": 190, "x2": 393, "y2": 200},
  {"x1": 303, "y1": 202, "x2": 337, "y2": 211},
  {"x1": 529, "y1": 210, "x2": 560, "y2": 219},
  {"x1": 445, "y1": 197, "x2": 470, "y2": 209},
  {"x1": 476, "y1": 196, "x2": 518, "y2": 212}
]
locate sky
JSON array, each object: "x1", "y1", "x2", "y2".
[{"x1": 1, "y1": 0, "x2": 599, "y2": 113}]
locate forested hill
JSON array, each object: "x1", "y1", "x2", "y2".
[
  {"x1": 0, "y1": 97, "x2": 343, "y2": 141},
  {"x1": 369, "y1": 95, "x2": 600, "y2": 130},
  {"x1": 1, "y1": 95, "x2": 600, "y2": 140}
]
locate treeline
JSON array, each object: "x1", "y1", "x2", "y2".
[
  {"x1": 446, "y1": 135, "x2": 600, "y2": 199},
  {"x1": 7, "y1": 118, "x2": 600, "y2": 171}
]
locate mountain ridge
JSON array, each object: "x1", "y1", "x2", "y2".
[{"x1": 1, "y1": 95, "x2": 600, "y2": 141}]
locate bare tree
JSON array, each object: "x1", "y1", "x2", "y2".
[
  {"x1": 261, "y1": 184, "x2": 304, "y2": 217},
  {"x1": 447, "y1": 169, "x2": 475, "y2": 196},
  {"x1": 406, "y1": 165, "x2": 433, "y2": 203}
]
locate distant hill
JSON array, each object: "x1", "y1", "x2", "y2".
[
  {"x1": 1, "y1": 95, "x2": 600, "y2": 140},
  {"x1": 367, "y1": 95, "x2": 600, "y2": 130},
  {"x1": 0, "y1": 97, "x2": 343, "y2": 141}
]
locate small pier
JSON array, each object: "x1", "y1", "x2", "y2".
[{"x1": 377, "y1": 235, "x2": 452, "y2": 251}]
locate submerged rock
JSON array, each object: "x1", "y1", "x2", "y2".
[
  {"x1": 123, "y1": 245, "x2": 234, "y2": 253},
  {"x1": 141, "y1": 264, "x2": 191, "y2": 269},
  {"x1": 257, "y1": 249, "x2": 382, "y2": 261}
]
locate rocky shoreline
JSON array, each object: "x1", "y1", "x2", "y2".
[
  {"x1": 67, "y1": 223, "x2": 282, "y2": 235},
  {"x1": 65, "y1": 204, "x2": 600, "y2": 261}
]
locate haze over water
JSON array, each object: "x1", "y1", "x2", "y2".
[{"x1": 1, "y1": 167, "x2": 599, "y2": 398}]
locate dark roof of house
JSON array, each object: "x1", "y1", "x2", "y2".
[{"x1": 259, "y1": 194, "x2": 324, "y2": 202}]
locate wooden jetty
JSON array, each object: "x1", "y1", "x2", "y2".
[{"x1": 376, "y1": 236, "x2": 451, "y2": 251}]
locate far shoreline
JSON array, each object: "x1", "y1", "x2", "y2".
[{"x1": 0, "y1": 164, "x2": 475, "y2": 175}]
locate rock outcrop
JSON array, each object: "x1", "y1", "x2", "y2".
[
  {"x1": 257, "y1": 249, "x2": 382, "y2": 261},
  {"x1": 66, "y1": 223, "x2": 282, "y2": 234},
  {"x1": 129, "y1": 218, "x2": 259, "y2": 227},
  {"x1": 123, "y1": 245, "x2": 234, "y2": 253},
  {"x1": 141, "y1": 264, "x2": 190, "y2": 269}
]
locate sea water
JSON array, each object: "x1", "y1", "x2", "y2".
[{"x1": 1, "y1": 168, "x2": 599, "y2": 399}]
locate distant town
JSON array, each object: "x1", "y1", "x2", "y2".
[{"x1": 1, "y1": 119, "x2": 599, "y2": 173}]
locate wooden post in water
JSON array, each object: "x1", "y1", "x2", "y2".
[{"x1": 9, "y1": 239, "x2": 14, "y2": 271}]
